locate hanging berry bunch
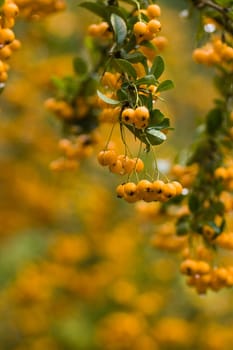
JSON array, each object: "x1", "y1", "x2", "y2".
[
  {"x1": 0, "y1": 0, "x2": 20, "y2": 89},
  {"x1": 0, "y1": 0, "x2": 66, "y2": 92},
  {"x1": 77, "y1": 0, "x2": 183, "y2": 203},
  {"x1": 45, "y1": 0, "x2": 183, "y2": 201},
  {"x1": 144, "y1": 0, "x2": 233, "y2": 294},
  {"x1": 45, "y1": 52, "x2": 103, "y2": 171},
  {"x1": 14, "y1": 0, "x2": 66, "y2": 19}
]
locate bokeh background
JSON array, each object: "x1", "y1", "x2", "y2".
[{"x1": 1, "y1": 1, "x2": 232, "y2": 349}]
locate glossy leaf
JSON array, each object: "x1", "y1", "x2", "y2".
[
  {"x1": 114, "y1": 58, "x2": 137, "y2": 80},
  {"x1": 79, "y1": 2, "x2": 108, "y2": 20},
  {"x1": 150, "y1": 56, "x2": 165, "y2": 79},
  {"x1": 150, "y1": 109, "x2": 164, "y2": 125},
  {"x1": 135, "y1": 75, "x2": 157, "y2": 86},
  {"x1": 97, "y1": 90, "x2": 120, "y2": 105},
  {"x1": 146, "y1": 128, "x2": 167, "y2": 144},
  {"x1": 110, "y1": 14, "x2": 127, "y2": 45},
  {"x1": 157, "y1": 79, "x2": 174, "y2": 92}
]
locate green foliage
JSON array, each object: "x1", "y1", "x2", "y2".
[
  {"x1": 73, "y1": 57, "x2": 88, "y2": 76},
  {"x1": 150, "y1": 55, "x2": 165, "y2": 79},
  {"x1": 110, "y1": 13, "x2": 127, "y2": 45},
  {"x1": 206, "y1": 108, "x2": 223, "y2": 134}
]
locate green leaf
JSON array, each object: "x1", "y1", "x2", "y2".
[
  {"x1": 146, "y1": 128, "x2": 167, "y2": 144},
  {"x1": 79, "y1": 2, "x2": 108, "y2": 20},
  {"x1": 155, "y1": 118, "x2": 171, "y2": 130},
  {"x1": 150, "y1": 56, "x2": 165, "y2": 79},
  {"x1": 156, "y1": 79, "x2": 174, "y2": 92},
  {"x1": 0, "y1": 0, "x2": 5, "y2": 7},
  {"x1": 97, "y1": 90, "x2": 120, "y2": 105},
  {"x1": 122, "y1": 52, "x2": 148, "y2": 73},
  {"x1": 176, "y1": 215, "x2": 190, "y2": 236},
  {"x1": 188, "y1": 193, "x2": 200, "y2": 212},
  {"x1": 150, "y1": 109, "x2": 164, "y2": 125},
  {"x1": 110, "y1": 13, "x2": 127, "y2": 45},
  {"x1": 135, "y1": 75, "x2": 157, "y2": 86},
  {"x1": 114, "y1": 58, "x2": 137, "y2": 80},
  {"x1": 206, "y1": 108, "x2": 223, "y2": 134},
  {"x1": 125, "y1": 124, "x2": 164, "y2": 146},
  {"x1": 73, "y1": 57, "x2": 88, "y2": 75}
]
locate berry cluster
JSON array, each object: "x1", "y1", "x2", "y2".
[
  {"x1": 0, "y1": 1, "x2": 20, "y2": 85},
  {"x1": 88, "y1": 21, "x2": 112, "y2": 40},
  {"x1": 14, "y1": 0, "x2": 66, "y2": 18},
  {"x1": 116, "y1": 179, "x2": 183, "y2": 203},
  {"x1": 193, "y1": 37, "x2": 233, "y2": 69},
  {"x1": 50, "y1": 132, "x2": 100, "y2": 171},
  {"x1": 121, "y1": 106, "x2": 150, "y2": 129},
  {"x1": 97, "y1": 149, "x2": 144, "y2": 176},
  {"x1": 133, "y1": 4, "x2": 161, "y2": 42},
  {"x1": 0, "y1": 0, "x2": 67, "y2": 89},
  {"x1": 214, "y1": 165, "x2": 233, "y2": 188},
  {"x1": 180, "y1": 258, "x2": 233, "y2": 293},
  {"x1": 45, "y1": 97, "x2": 74, "y2": 120}
]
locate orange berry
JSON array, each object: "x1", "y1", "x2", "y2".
[
  {"x1": 196, "y1": 261, "x2": 210, "y2": 275},
  {"x1": 109, "y1": 159, "x2": 124, "y2": 174},
  {"x1": 0, "y1": 28, "x2": 15, "y2": 45},
  {"x1": 58, "y1": 139, "x2": 71, "y2": 151},
  {"x1": 133, "y1": 21, "x2": 147, "y2": 38},
  {"x1": 9, "y1": 39, "x2": 21, "y2": 51},
  {"x1": 171, "y1": 181, "x2": 183, "y2": 196},
  {"x1": 147, "y1": 4, "x2": 161, "y2": 18},
  {"x1": 134, "y1": 158, "x2": 144, "y2": 173},
  {"x1": 135, "y1": 106, "x2": 150, "y2": 121},
  {"x1": 180, "y1": 259, "x2": 198, "y2": 275},
  {"x1": 87, "y1": 24, "x2": 99, "y2": 36},
  {"x1": 97, "y1": 150, "x2": 117, "y2": 166},
  {"x1": 147, "y1": 19, "x2": 161, "y2": 34},
  {"x1": 124, "y1": 182, "x2": 138, "y2": 196},
  {"x1": 2, "y1": 2, "x2": 19, "y2": 18},
  {"x1": 151, "y1": 180, "x2": 165, "y2": 194},
  {"x1": 137, "y1": 180, "x2": 153, "y2": 201},
  {"x1": 134, "y1": 106, "x2": 150, "y2": 128},
  {"x1": 123, "y1": 182, "x2": 139, "y2": 203},
  {"x1": 121, "y1": 156, "x2": 135, "y2": 174},
  {"x1": 121, "y1": 108, "x2": 135, "y2": 124},
  {"x1": 162, "y1": 182, "x2": 178, "y2": 199},
  {"x1": 152, "y1": 36, "x2": 168, "y2": 51},
  {"x1": 99, "y1": 21, "x2": 109, "y2": 33},
  {"x1": 116, "y1": 183, "x2": 125, "y2": 198},
  {"x1": 192, "y1": 49, "x2": 210, "y2": 64},
  {"x1": 214, "y1": 167, "x2": 228, "y2": 180},
  {"x1": 0, "y1": 46, "x2": 12, "y2": 60}
]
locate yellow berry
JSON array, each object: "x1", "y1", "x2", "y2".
[
  {"x1": 121, "y1": 108, "x2": 135, "y2": 124},
  {"x1": 147, "y1": 19, "x2": 161, "y2": 34},
  {"x1": 109, "y1": 159, "x2": 124, "y2": 174},
  {"x1": 97, "y1": 150, "x2": 117, "y2": 166},
  {"x1": 162, "y1": 182, "x2": 177, "y2": 199},
  {"x1": 116, "y1": 183, "x2": 125, "y2": 198},
  {"x1": 2, "y1": 3, "x2": 19, "y2": 18},
  {"x1": 133, "y1": 21, "x2": 147, "y2": 37},
  {"x1": 147, "y1": 4, "x2": 161, "y2": 18},
  {"x1": 171, "y1": 181, "x2": 183, "y2": 196}
]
